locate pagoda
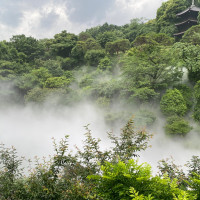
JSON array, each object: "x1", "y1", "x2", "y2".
[{"x1": 174, "y1": 0, "x2": 200, "y2": 39}]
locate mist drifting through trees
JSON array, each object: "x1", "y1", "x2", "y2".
[{"x1": 1, "y1": 0, "x2": 200, "y2": 199}]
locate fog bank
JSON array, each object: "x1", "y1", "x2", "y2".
[
  {"x1": 0, "y1": 103, "x2": 109, "y2": 159},
  {"x1": 1, "y1": 100, "x2": 200, "y2": 172}
]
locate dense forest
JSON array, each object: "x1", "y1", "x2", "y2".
[{"x1": 2, "y1": 0, "x2": 200, "y2": 199}]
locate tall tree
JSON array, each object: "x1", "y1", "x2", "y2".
[
  {"x1": 173, "y1": 42, "x2": 200, "y2": 83},
  {"x1": 9, "y1": 34, "x2": 45, "y2": 62},
  {"x1": 106, "y1": 39, "x2": 130, "y2": 55},
  {"x1": 121, "y1": 33, "x2": 182, "y2": 102},
  {"x1": 51, "y1": 30, "x2": 78, "y2": 57}
]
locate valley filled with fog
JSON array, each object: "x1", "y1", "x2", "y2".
[
  {"x1": 1, "y1": 0, "x2": 200, "y2": 198},
  {"x1": 1, "y1": 85, "x2": 200, "y2": 174}
]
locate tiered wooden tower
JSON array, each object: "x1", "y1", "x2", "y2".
[{"x1": 174, "y1": 0, "x2": 200, "y2": 39}]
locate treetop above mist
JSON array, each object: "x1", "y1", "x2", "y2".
[{"x1": 1, "y1": 0, "x2": 200, "y2": 136}]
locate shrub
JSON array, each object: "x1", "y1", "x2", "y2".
[
  {"x1": 84, "y1": 50, "x2": 106, "y2": 67},
  {"x1": 165, "y1": 116, "x2": 192, "y2": 136},
  {"x1": 88, "y1": 159, "x2": 195, "y2": 200},
  {"x1": 44, "y1": 76, "x2": 70, "y2": 88},
  {"x1": 0, "y1": 120, "x2": 198, "y2": 199},
  {"x1": 97, "y1": 56, "x2": 112, "y2": 71},
  {"x1": 160, "y1": 89, "x2": 187, "y2": 117}
]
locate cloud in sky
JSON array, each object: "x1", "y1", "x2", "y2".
[{"x1": 0, "y1": 0, "x2": 167, "y2": 41}]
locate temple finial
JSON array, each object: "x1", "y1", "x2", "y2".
[{"x1": 192, "y1": 0, "x2": 195, "y2": 5}]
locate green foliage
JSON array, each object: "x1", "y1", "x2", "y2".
[
  {"x1": 25, "y1": 88, "x2": 77, "y2": 105},
  {"x1": 25, "y1": 87, "x2": 54, "y2": 103},
  {"x1": 84, "y1": 49, "x2": 106, "y2": 66},
  {"x1": 186, "y1": 173, "x2": 200, "y2": 200},
  {"x1": 158, "y1": 158, "x2": 187, "y2": 189},
  {"x1": 129, "y1": 187, "x2": 153, "y2": 200},
  {"x1": 129, "y1": 87, "x2": 159, "y2": 103},
  {"x1": 0, "y1": 41, "x2": 26, "y2": 63},
  {"x1": 156, "y1": 0, "x2": 188, "y2": 36},
  {"x1": 122, "y1": 33, "x2": 182, "y2": 102},
  {"x1": 172, "y1": 42, "x2": 200, "y2": 84},
  {"x1": 85, "y1": 22, "x2": 122, "y2": 39},
  {"x1": 0, "y1": 119, "x2": 198, "y2": 199},
  {"x1": 97, "y1": 56, "x2": 112, "y2": 71},
  {"x1": 88, "y1": 160, "x2": 152, "y2": 200},
  {"x1": 106, "y1": 39, "x2": 130, "y2": 55},
  {"x1": 19, "y1": 136, "x2": 72, "y2": 199},
  {"x1": 104, "y1": 111, "x2": 131, "y2": 126},
  {"x1": 105, "y1": 42, "x2": 116, "y2": 55},
  {"x1": 60, "y1": 57, "x2": 77, "y2": 70},
  {"x1": 0, "y1": 61, "x2": 16, "y2": 79},
  {"x1": 40, "y1": 59, "x2": 64, "y2": 77},
  {"x1": 173, "y1": 84, "x2": 193, "y2": 110},
  {"x1": 187, "y1": 156, "x2": 200, "y2": 177},
  {"x1": 78, "y1": 32, "x2": 92, "y2": 41},
  {"x1": 51, "y1": 30, "x2": 78, "y2": 57},
  {"x1": 64, "y1": 70, "x2": 74, "y2": 79},
  {"x1": 89, "y1": 159, "x2": 195, "y2": 200},
  {"x1": 96, "y1": 96, "x2": 110, "y2": 108},
  {"x1": 92, "y1": 78, "x2": 122, "y2": 99},
  {"x1": 1, "y1": 3, "x2": 200, "y2": 199},
  {"x1": 0, "y1": 60, "x2": 31, "y2": 78},
  {"x1": 79, "y1": 74, "x2": 93, "y2": 88},
  {"x1": 44, "y1": 77, "x2": 70, "y2": 88},
  {"x1": 85, "y1": 38, "x2": 101, "y2": 50},
  {"x1": 24, "y1": 136, "x2": 74, "y2": 200},
  {"x1": 116, "y1": 39, "x2": 131, "y2": 53},
  {"x1": 181, "y1": 25, "x2": 200, "y2": 45},
  {"x1": 194, "y1": 80, "x2": 200, "y2": 101},
  {"x1": 97, "y1": 31, "x2": 118, "y2": 48},
  {"x1": 192, "y1": 81, "x2": 200, "y2": 121},
  {"x1": 10, "y1": 34, "x2": 45, "y2": 62},
  {"x1": 0, "y1": 144, "x2": 24, "y2": 200},
  {"x1": 31, "y1": 67, "x2": 52, "y2": 84},
  {"x1": 193, "y1": 102, "x2": 200, "y2": 122},
  {"x1": 185, "y1": 156, "x2": 200, "y2": 199},
  {"x1": 15, "y1": 73, "x2": 39, "y2": 93},
  {"x1": 0, "y1": 41, "x2": 10, "y2": 60},
  {"x1": 123, "y1": 18, "x2": 157, "y2": 43},
  {"x1": 160, "y1": 89, "x2": 187, "y2": 116},
  {"x1": 16, "y1": 67, "x2": 52, "y2": 94},
  {"x1": 173, "y1": 191, "x2": 197, "y2": 200},
  {"x1": 73, "y1": 119, "x2": 152, "y2": 198},
  {"x1": 165, "y1": 116, "x2": 192, "y2": 136},
  {"x1": 133, "y1": 32, "x2": 174, "y2": 47},
  {"x1": 107, "y1": 119, "x2": 152, "y2": 161},
  {"x1": 134, "y1": 109, "x2": 156, "y2": 128},
  {"x1": 71, "y1": 41, "x2": 87, "y2": 63}
]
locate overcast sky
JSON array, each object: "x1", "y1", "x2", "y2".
[{"x1": 0, "y1": 0, "x2": 167, "y2": 41}]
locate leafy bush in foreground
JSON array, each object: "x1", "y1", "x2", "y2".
[
  {"x1": 0, "y1": 119, "x2": 152, "y2": 199},
  {"x1": 0, "y1": 119, "x2": 199, "y2": 199},
  {"x1": 89, "y1": 159, "x2": 196, "y2": 200}
]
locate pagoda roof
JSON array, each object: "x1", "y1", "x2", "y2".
[
  {"x1": 177, "y1": 5, "x2": 200, "y2": 16},
  {"x1": 175, "y1": 19, "x2": 197, "y2": 26}
]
